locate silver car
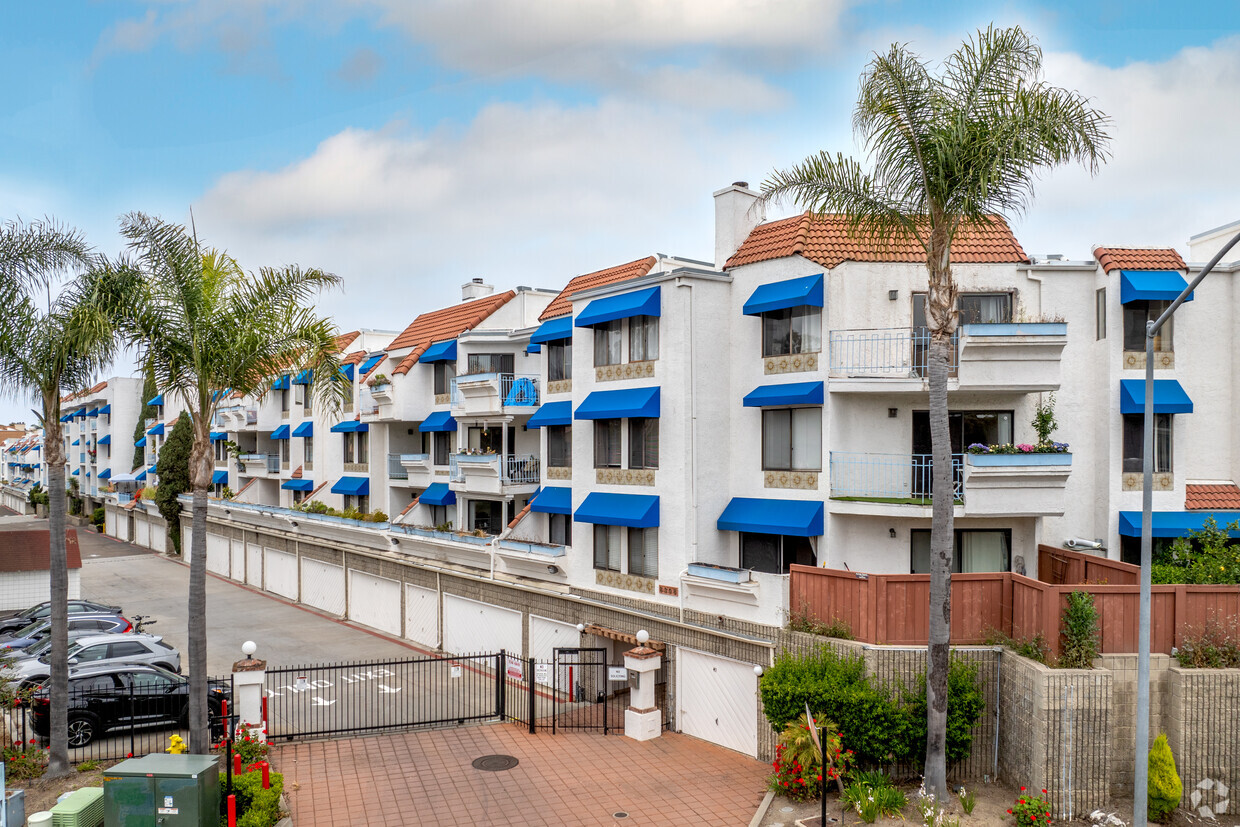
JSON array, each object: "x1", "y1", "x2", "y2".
[{"x1": 4, "y1": 633, "x2": 180, "y2": 687}]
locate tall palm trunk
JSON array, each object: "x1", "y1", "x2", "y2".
[
  {"x1": 187, "y1": 426, "x2": 213, "y2": 752},
  {"x1": 44, "y1": 411, "x2": 70, "y2": 777}
]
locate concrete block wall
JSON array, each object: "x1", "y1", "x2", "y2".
[
  {"x1": 1165, "y1": 666, "x2": 1240, "y2": 815},
  {"x1": 1096, "y1": 653, "x2": 1171, "y2": 795}
]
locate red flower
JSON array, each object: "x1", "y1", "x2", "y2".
[
  {"x1": 1007, "y1": 810, "x2": 1013, "y2": 815},
  {"x1": 1041, "y1": 790, "x2": 1047, "y2": 795},
  {"x1": 27, "y1": 739, "x2": 35, "y2": 745},
  {"x1": 815, "y1": 775, "x2": 822, "y2": 781},
  {"x1": 127, "y1": 752, "x2": 133, "y2": 758},
  {"x1": 1021, "y1": 787, "x2": 1026, "y2": 792}
]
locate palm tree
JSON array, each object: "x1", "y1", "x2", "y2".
[
  {"x1": 762, "y1": 26, "x2": 1109, "y2": 796},
  {"x1": 0, "y1": 221, "x2": 110, "y2": 777},
  {"x1": 96, "y1": 212, "x2": 345, "y2": 752}
]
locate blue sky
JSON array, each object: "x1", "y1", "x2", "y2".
[{"x1": 2, "y1": 1, "x2": 1238, "y2": 422}]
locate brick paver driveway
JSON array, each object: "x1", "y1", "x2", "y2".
[{"x1": 272, "y1": 723, "x2": 769, "y2": 826}]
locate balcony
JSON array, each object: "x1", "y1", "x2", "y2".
[
  {"x1": 239, "y1": 453, "x2": 280, "y2": 474},
  {"x1": 828, "y1": 451, "x2": 963, "y2": 510},
  {"x1": 371, "y1": 383, "x2": 394, "y2": 404},
  {"x1": 389, "y1": 453, "x2": 432, "y2": 486},
  {"x1": 448, "y1": 453, "x2": 540, "y2": 494},
  {"x1": 961, "y1": 452, "x2": 1071, "y2": 516},
  {"x1": 450, "y1": 373, "x2": 540, "y2": 417}
]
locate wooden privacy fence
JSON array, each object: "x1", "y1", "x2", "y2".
[
  {"x1": 791, "y1": 561, "x2": 1240, "y2": 661},
  {"x1": 1036, "y1": 544, "x2": 1138, "y2": 585}
]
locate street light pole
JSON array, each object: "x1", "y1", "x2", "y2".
[{"x1": 1134, "y1": 229, "x2": 1240, "y2": 827}]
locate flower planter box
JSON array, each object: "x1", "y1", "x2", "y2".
[
  {"x1": 687, "y1": 562, "x2": 751, "y2": 583},
  {"x1": 962, "y1": 454, "x2": 1072, "y2": 517},
  {"x1": 957, "y1": 323, "x2": 1067, "y2": 392},
  {"x1": 960, "y1": 322, "x2": 1067, "y2": 337},
  {"x1": 967, "y1": 452, "x2": 1072, "y2": 466}
]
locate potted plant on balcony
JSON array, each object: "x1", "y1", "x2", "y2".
[
  {"x1": 368, "y1": 373, "x2": 390, "y2": 390},
  {"x1": 966, "y1": 395, "x2": 1072, "y2": 466}
]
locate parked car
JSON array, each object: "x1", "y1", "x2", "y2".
[
  {"x1": 4, "y1": 633, "x2": 180, "y2": 688},
  {"x1": 10, "y1": 628, "x2": 107, "y2": 661},
  {"x1": 30, "y1": 663, "x2": 231, "y2": 747},
  {"x1": 0, "y1": 600, "x2": 123, "y2": 634},
  {"x1": 0, "y1": 613, "x2": 132, "y2": 651}
]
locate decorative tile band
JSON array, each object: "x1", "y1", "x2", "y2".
[
  {"x1": 547, "y1": 380, "x2": 572, "y2": 395},
  {"x1": 596, "y1": 468, "x2": 656, "y2": 487},
  {"x1": 546, "y1": 466, "x2": 572, "y2": 480},
  {"x1": 596, "y1": 361, "x2": 656, "y2": 382},
  {"x1": 764, "y1": 471, "x2": 819, "y2": 490},
  {"x1": 1123, "y1": 351, "x2": 1175, "y2": 370},
  {"x1": 596, "y1": 568, "x2": 656, "y2": 595},
  {"x1": 1122, "y1": 472, "x2": 1173, "y2": 492},
  {"x1": 434, "y1": 393, "x2": 451, "y2": 405},
  {"x1": 764, "y1": 352, "x2": 819, "y2": 375}
]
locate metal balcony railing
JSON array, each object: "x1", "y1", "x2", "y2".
[
  {"x1": 828, "y1": 328, "x2": 959, "y2": 377},
  {"x1": 239, "y1": 453, "x2": 280, "y2": 473},
  {"x1": 828, "y1": 452, "x2": 964, "y2": 501},
  {"x1": 449, "y1": 373, "x2": 540, "y2": 407},
  {"x1": 388, "y1": 453, "x2": 408, "y2": 480},
  {"x1": 244, "y1": 407, "x2": 258, "y2": 425},
  {"x1": 448, "y1": 453, "x2": 540, "y2": 485}
]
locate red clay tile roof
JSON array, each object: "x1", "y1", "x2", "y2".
[
  {"x1": 396, "y1": 496, "x2": 421, "y2": 521},
  {"x1": 291, "y1": 465, "x2": 303, "y2": 479},
  {"x1": 388, "y1": 291, "x2": 517, "y2": 376},
  {"x1": 232, "y1": 478, "x2": 257, "y2": 500},
  {"x1": 333, "y1": 331, "x2": 360, "y2": 352},
  {"x1": 1185, "y1": 483, "x2": 1240, "y2": 510},
  {"x1": 539, "y1": 257, "x2": 658, "y2": 321},
  {"x1": 0, "y1": 530, "x2": 81, "y2": 571},
  {"x1": 342, "y1": 350, "x2": 367, "y2": 366},
  {"x1": 1093, "y1": 247, "x2": 1187, "y2": 273},
  {"x1": 726, "y1": 213, "x2": 1028, "y2": 269}
]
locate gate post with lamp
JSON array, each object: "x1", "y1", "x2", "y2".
[
  {"x1": 623, "y1": 630, "x2": 662, "y2": 742},
  {"x1": 232, "y1": 641, "x2": 267, "y2": 742}
]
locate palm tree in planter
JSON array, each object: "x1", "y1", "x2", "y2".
[
  {"x1": 761, "y1": 26, "x2": 1109, "y2": 796},
  {"x1": 0, "y1": 221, "x2": 113, "y2": 777},
  {"x1": 95, "y1": 212, "x2": 345, "y2": 752}
]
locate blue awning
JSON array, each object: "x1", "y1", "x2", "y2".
[
  {"x1": 212, "y1": 470, "x2": 229, "y2": 485},
  {"x1": 292, "y1": 369, "x2": 313, "y2": 385},
  {"x1": 134, "y1": 469, "x2": 147, "y2": 481},
  {"x1": 530, "y1": 486, "x2": 572, "y2": 515},
  {"x1": 147, "y1": 423, "x2": 165, "y2": 436},
  {"x1": 85, "y1": 471, "x2": 91, "y2": 477},
  {"x1": 717, "y1": 497, "x2": 824, "y2": 537},
  {"x1": 743, "y1": 381, "x2": 824, "y2": 407},
  {"x1": 525, "y1": 343, "x2": 541, "y2": 354},
  {"x1": 1119, "y1": 511, "x2": 1240, "y2": 538},
  {"x1": 527, "y1": 401, "x2": 572, "y2": 428},
  {"x1": 98, "y1": 468, "x2": 111, "y2": 480},
  {"x1": 134, "y1": 436, "x2": 147, "y2": 448},
  {"x1": 271, "y1": 425, "x2": 291, "y2": 440},
  {"x1": 359, "y1": 354, "x2": 384, "y2": 374},
  {"x1": 419, "y1": 339, "x2": 457, "y2": 363},
  {"x1": 331, "y1": 476, "x2": 370, "y2": 496},
  {"x1": 97, "y1": 435, "x2": 111, "y2": 445},
  {"x1": 743, "y1": 273, "x2": 825, "y2": 316},
  {"x1": 575, "y1": 286, "x2": 660, "y2": 328},
  {"x1": 59, "y1": 414, "x2": 71, "y2": 422},
  {"x1": 419, "y1": 411, "x2": 457, "y2": 432},
  {"x1": 86, "y1": 408, "x2": 99, "y2": 417},
  {"x1": 530, "y1": 316, "x2": 573, "y2": 344},
  {"x1": 271, "y1": 375, "x2": 291, "y2": 391},
  {"x1": 574, "y1": 492, "x2": 659, "y2": 527},
  {"x1": 575, "y1": 387, "x2": 659, "y2": 420},
  {"x1": 1119, "y1": 379, "x2": 1193, "y2": 414},
  {"x1": 339, "y1": 364, "x2": 355, "y2": 381},
  {"x1": 71, "y1": 468, "x2": 79, "y2": 476},
  {"x1": 71, "y1": 439, "x2": 80, "y2": 446},
  {"x1": 99, "y1": 404, "x2": 111, "y2": 415},
  {"x1": 292, "y1": 421, "x2": 313, "y2": 438},
  {"x1": 146, "y1": 394, "x2": 164, "y2": 406},
  {"x1": 75, "y1": 409, "x2": 87, "y2": 419},
  {"x1": 210, "y1": 432, "x2": 226, "y2": 442},
  {"x1": 330, "y1": 420, "x2": 369, "y2": 433},
  {"x1": 281, "y1": 479, "x2": 313, "y2": 491},
  {"x1": 147, "y1": 465, "x2": 157, "y2": 476},
  {"x1": 1120, "y1": 270, "x2": 1193, "y2": 304},
  {"x1": 419, "y1": 482, "x2": 456, "y2": 506}
]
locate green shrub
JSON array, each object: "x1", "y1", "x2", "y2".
[
  {"x1": 902, "y1": 658, "x2": 988, "y2": 763},
  {"x1": 1059, "y1": 591, "x2": 1100, "y2": 669},
  {"x1": 1175, "y1": 617, "x2": 1240, "y2": 668},
  {"x1": 788, "y1": 604, "x2": 855, "y2": 639},
  {"x1": 1151, "y1": 517, "x2": 1240, "y2": 584},
  {"x1": 1008, "y1": 787, "x2": 1051, "y2": 825},
  {"x1": 768, "y1": 714, "x2": 850, "y2": 800},
  {"x1": 91, "y1": 506, "x2": 105, "y2": 528},
  {"x1": 220, "y1": 767, "x2": 283, "y2": 827},
  {"x1": 1147, "y1": 734, "x2": 1181, "y2": 822},
  {"x1": 844, "y1": 779, "x2": 906, "y2": 822}
]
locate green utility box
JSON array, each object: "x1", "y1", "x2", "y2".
[{"x1": 103, "y1": 754, "x2": 220, "y2": 827}]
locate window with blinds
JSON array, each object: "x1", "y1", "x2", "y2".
[
  {"x1": 594, "y1": 321, "x2": 622, "y2": 366},
  {"x1": 593, "y1": 524, "x2": 621, "y2": 571},
  {"x1": 627, "y1": 527, "x2": 658, "y2": 578},
  {"x1": 547, "y1": 425, "x2": 572, "y2": 468},
  {"x1": 628, "y1": 418, "x2": 658, "y2": 469},
  {"x1": 762, "y1": 408, "x2": 822, "y2": 471},
  {"x1": 629, "y1": 316, "x2": 659, "y2": 361},
  {"x1": 594, "y1": 419, "x2": 621, "y2": 468}
]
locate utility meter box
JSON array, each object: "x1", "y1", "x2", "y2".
[{"x1": 104, "y1": 754, "x2": 220, "y2": 827}]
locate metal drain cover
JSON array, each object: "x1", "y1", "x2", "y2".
[
  {"x1": 472, "y1": 754, "x2": 519, "y2": 771},
  {"x1": 613, "y1": 813, "x2": 629, "y2": 819}
]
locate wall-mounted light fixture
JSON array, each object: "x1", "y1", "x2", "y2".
[
  {"x1": 888, "y1": 408, "x2": 898, "y2": 418},
  {"x1": 289, "y1": 520, "x2": 298, "y2": 528},
  {"x1": 889, "y1": 528, "x2": 897, "y2": 538},
  {"x1": 546, "y1": 565, "x2": 559, "y2": 574},
  {"x1": 888, "y1": 289, "x2": 899, "y2": 301}
]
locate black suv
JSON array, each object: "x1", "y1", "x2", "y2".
[
  {"x1": 30, "y1": 664, "x2": 231, "y2": 747},
  {"x1": 0, "y1": 600, "x2": 123, "y2": 635}
]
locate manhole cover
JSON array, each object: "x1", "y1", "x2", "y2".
[
  {"x1": 613, "y1": 813, "x2": 629, "y2": 819},
  {"x1": 471, "y1": 754, "x2": 519, "y2": 771}
]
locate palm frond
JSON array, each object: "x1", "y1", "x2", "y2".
[{"x1": 0, "y1": 219, "x2": 91, "y2": 292}]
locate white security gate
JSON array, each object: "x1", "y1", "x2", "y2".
[
  {"x1": 676, "y1": 649, "x2": 759, "y2": 757},
  {"x1": 347, "y1": 571, "x2": 401, "y2": 636},
  {"x1": 206, "y1": 534, "x2": 230, "y2": 576},
  {"x1": 300, "y1": 558, "x2": 345, "y2": 616},
  {"x1": 230, "y1": 538, "x2": 245, "y2": 581},
  {"x1": 264, "y1": 549, "x2": 298, "y2": 600},
  {"x1": 245, "y1": 543, "x2": 263, "y2": 587},
  {"x1": 404, "y1": 584, "x2": 439, "y2": 648},
  {"x1": 442, "y1": 595, "x2": 521, "y2": 655},
  {"x1": 530, "y1": 616, "x2": 579, "y2": 687}
]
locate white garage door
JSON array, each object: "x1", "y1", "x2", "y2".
[
  {"x1": 246, "y1": 543, "x2": 263, "y2": 587},
  {"x1": 150, "y1": 519, "x2": 165, "y2": 553},
  {"x1": 442, "y1": 595, "x2": 521, "y2": 656},
  {"x1": 134, "y1": 516, "x2": 150, "y2": 548},
  {"x1": 404, "y1": 584, "x2": 439, "y2": 648},
  {"x1": 301, "y1": 558, "x2": 345, "y2": 616},
  {"x1": 206, "y1": 534, "x2": 230, "y2": 576},
  {"x1": 264, "y1": 549, "x2": 298, "y2": 600},
  {"x1": 530, "y1": 615, "x2": 580, "y2": 687},
  {"x1": 105, "y1": 510, "x2": 116, "y2": 538},
  {"x1": 230, "y1": 539, "x2": 245, "y2": 581},
  {"x1": 348, "y1": 571, "x2": 401, "y2": 636},
  {"x1": 677, "y1": 648, "x2": 759, "y2": 757}
]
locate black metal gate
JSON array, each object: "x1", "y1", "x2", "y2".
[{"x1": 551, "y1": 648, "x2": 625, "y2": 734}]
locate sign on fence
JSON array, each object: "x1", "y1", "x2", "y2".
[
  {"x1": 607, "y1": 666, "x2": 627, "y2": 683},
  {"x1": 506, "y1": 660, "x2": 524, "y2": 681},
  {"x1": 535, "y1": 663, "x2": 551, "y2": 686}
]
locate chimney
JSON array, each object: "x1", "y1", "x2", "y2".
[
  {"x1": 714, "y1": 181, "x2": 764, "y2": 269},
  {"x1": 462, "y1": 278, "x2": 494, "y2": 301}
]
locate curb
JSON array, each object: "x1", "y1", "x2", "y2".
[{"x1": 749, "y1": 791, "x2": 775, "y2": 827}]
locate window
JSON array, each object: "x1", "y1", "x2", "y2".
[
  {"x1": 303, "y1": 436, "x2": 313, "y2": 465},
  {"x1": 292, "y1": 489, "x2": 307, "y2": 505},
  {"x1": 628, "y1": 527, "x2": 658, "y2": 578},
  {"x1": 470, "y1": 500, "x2": 502, "y2": 535},
  {"x1": 280, "y1": 387, "x2": 290, "y2": 412},
  {"x1": 1122, "y1": 413, "x2": 1172, "y2": 473},
  {"x1": 957, "y1": 293, "x2": 1013, "y2": 325},
  {"x1": 762, "y1": 408, "x2": 822, "y2": 471},
  {"x1": 357, "y1": 431, "x2": 368, "y2": 464},
  {"x1": 547, "y1": 425, "x2": 572, "y2": 468},
  {"x1": 593, "y1": 524, "x2": 621, "y2": 571},
  {"x1": 295, "y1": 384, "x2": 305, "y2": 407},
  {"x1": 433, "y1": 362, "x2": 455, "y2": 395},
  {"x1": 280, "y1": 440, "x2": 289, "y2": 463},
  {"x1": 343, "y1": 434, "x2": 354, "y2": 464},
  {"x1": 429, "y1": 504, "x2": 447, "y2": 528},
  {"x1": 910, "y1": 529, "x2": 1011, "y2": 573},
  {"x1": 343, "y1": 381, "x2": 354, "y2": 408},
  {"x1": 594, "y1": 419, "x2": 621, "y2": 468},
  {"x1": 129, "y1": 671, "x2": 176, "y2": 691},
  {"x1": 628, "y1": 418, "x2": 658, "y2": 469},
  {"x1": 1119, "y1": 535, "x2": 1176, "y2": 566},
  {"x1": 344, "y1": 494, "x2": 369, "y2": 513},
  {"x1": 71, "y1": 644, "x2": 110, "y2": 662},
  {"x1": 343, "y1": 433, "x2": 367, "y2": 464},
  {"x1": 1124, "y1": 300, "x2": 1172, "y2": 351},
  {"x1": 740, "y1": 533, "x2": 817, "y2": 574},
  {"x1": 433, "y1": 432, "x2": 450, "y2": 466},
  {"x1": 762, "y1": 307, "x2": 821, "y2": 357},
  {"x1": 304, "y1": 385, "x2": 313, "y2": 415},
  {"x1": 109, "y1": 641, "x2": 148, "y2": 659},
  {"x1": 466, "y1": 353, "x2": 514, "y2": 376},
  {"x1": 547, "y1": 341, "x2": 572, "y2": 382},
  {"x1": 629, "y1": 316, "x2": 659, "y2": 362},
  {"x1": 594, "y1": 321, "x2": 622, "y2": 366},
  {"x1": 550, "y1": 513, "x2": 572, "y2": 547},
  {"x1": 1096, "y1": 288, "x2": 1106, "y2": 340}
]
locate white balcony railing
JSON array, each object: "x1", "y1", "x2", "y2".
[
  {"x1": 239, "y1": 453, "x2": 280, "y2": 473},
  {"x1": 448, "y1": 453, "x2": 540, "y2": 486},
  {"x1": 388, "y1": 453, "x2": 408, "y2": 480},
  {"x1": 828, "y1": 451, "x2": 964, "y2": 501},
  {"x1": 828, "y1": 328, "x2": 958, "y2": 377},
  {"x1": 449, "y1": 373, "x2": 540, "y2": 409}
]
